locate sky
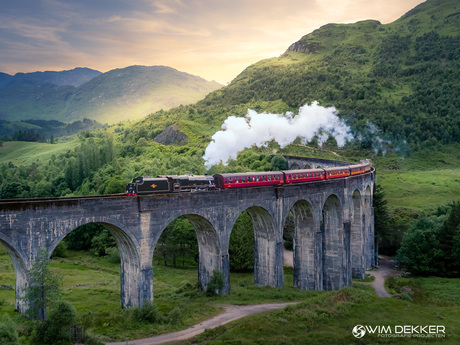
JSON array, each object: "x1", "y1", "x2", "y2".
[{"x1": 0, "y1": 0, "x2": 424, "y2": 84}]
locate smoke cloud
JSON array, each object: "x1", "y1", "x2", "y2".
[{"x1": 203, "y1": 101, "x2": 353, "y2": 169}]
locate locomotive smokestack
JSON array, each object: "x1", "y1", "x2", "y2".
[{"x1": 203, "y1": 101, "x2": 353, "y2": 169}]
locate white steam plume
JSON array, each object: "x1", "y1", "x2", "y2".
[{"x1": 203, "y1": 101, "x2": 353, "y2": 169}]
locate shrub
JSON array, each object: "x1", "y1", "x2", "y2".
[
  {"x1": 0, "y1": 314, "x2": 19, "y2": 345},
  {"x1": 206, "y1": 269, "x2": 225, "y2": 296},
  {"x1": 83, "y1": 332, "x2": 106, "y2": 345},
  {"x1": 400, "y1": 291, "x2": 413, "y2": 302},
  {"x1": 51, "y1": 242, "x2": 68, "y2": 258},
  {"x1": 131, "y1": 300, "x2": 163, "y2": 324},
  {"x1": 168, "y1": 307, "x2": 182, "y2": 325},
  {"x1": 30, "y1": 301, "x2": 76, "y2": 345},
  {"x1": 106, "y1": 247, "x2": 121, "y2": 263}
]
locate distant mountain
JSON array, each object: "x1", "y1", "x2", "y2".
[
  {"x1": 0, "y1": 73, "x2": 14, "y2": 89},
  {"x1": 0, "y1": 67, "x2": 101, "y2": 88},
  {"x1": 0, "y1": 66, "x2": 222, "y2": 124}
]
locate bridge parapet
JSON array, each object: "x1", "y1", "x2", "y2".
[{"x1": 284, "y1": 155, "x2": 358, "y2": 170}]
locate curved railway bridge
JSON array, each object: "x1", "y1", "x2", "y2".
[{"x1": 0, "y1": 157, "x2": 375, "y2": 312}]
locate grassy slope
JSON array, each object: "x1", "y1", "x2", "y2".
[
  {"x1": 178, "y1": 287, "x2": 460, "y2": 345},
  {"x1": 0, "y1": 140, "x2": 80, "y2": 166},
  {"x1": 371, "y1": 144, "x2": 460, "y2": 210},
  {"x1": 1, "y1": 249, "x2": 459, "y2": 344}
]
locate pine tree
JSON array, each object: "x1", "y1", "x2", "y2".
[
  {"x1": 373, "y1": 184, "x2": 390, "y2": 249},
  {"x1": 438, "y1": 202, "x2": 460, "y2": 275}
]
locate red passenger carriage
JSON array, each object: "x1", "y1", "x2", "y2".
[
  {"x1": 283, "y1": 168, "x2": 325, "y2": 184},
  {"x1": 213, "y1": 172, "x2": 284, "y2": 189},
  {"x1": 324, "y1": 167, "x2": 351, "y2": 179}
]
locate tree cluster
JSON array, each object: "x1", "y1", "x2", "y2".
[
  {"x1": 0, "y1": 118, "x2": 106, "y2": 143},
  {"x1": 397, "y1": 202, "x2": 460, "y2": 276}
]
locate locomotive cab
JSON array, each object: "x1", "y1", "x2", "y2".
[{"x1": 126, "y1": 183, "x2": 137, "y2": 196}]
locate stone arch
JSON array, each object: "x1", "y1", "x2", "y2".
[
  {"x1": 289, "y1": 200, "x2": 318, "y2": 290},
  {"x1": 290, "y1": 163, "x2": 300, "y2": 170},
  {"x1": 303, "y1": 164, "x2": 312, "y2": 169},
  {"x1": 184, "y1": 214, "x2": 221, "y2": 291},
  {"x1": 243, "y1": 206, "x2": 279, "y2": 287},
  {"x1": 0, "y1": 237, "x2": 28, "y2": 312},
  {"x1": 351, "y1": 190, "x2": 365, "y2": 279},
  {"x1": 51, "y1": 221, "x2": 147, "y2": 308},
  {"x1": 322, "y1": 194, "x2": 345, "y2": 291}
]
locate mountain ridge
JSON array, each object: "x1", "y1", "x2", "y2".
[
  {"x1": 0, "y1": 67, "x2": 101, "y2": 88},
  {"x1": 0, "y1": 65, "x2": 222, "y2": 124}
]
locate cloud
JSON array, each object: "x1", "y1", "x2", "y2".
[{"x1": 0, "y1": 0, "x2": 425, "y2": 83}]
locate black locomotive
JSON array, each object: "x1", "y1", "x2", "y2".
[{"x1": 126, "y1": 175, "x2": 216, "y2": 195}]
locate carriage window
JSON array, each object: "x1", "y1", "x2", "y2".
[
  {"x1": 229, "y1": 178, "x2": 233, "y2": 183},
  {"x1": 268, "y1": 175, "x2": 272, "y2": 181},
  {"x1": 242, "y1": 177, "x2": 246, "y2": 182},
  {"x1": 224, "y1": 178, "x2": 228, "y2": 183},
  {"x1": 262, "y1": 176, "x2": 266, "y2": 181},
  {"x1": 256, "y1": 176, "x2": 260, "y2": 182}
]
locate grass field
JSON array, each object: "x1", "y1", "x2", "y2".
[
  {"x1": 1, "y1": 248, "x2": 459, "y2": 344},
  {"x1": 0, "y1": 140, "x2": 80, "y2": 166},
  {"x1": 378, "y1": 169, "x2": 460, "y2": 211}
]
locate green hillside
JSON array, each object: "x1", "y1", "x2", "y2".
[
  {"x1": 0, "y1": 0, "x2": 459, "y2": 207},
  {"x1": 0, "y1": 140, "x2": 80, "y2": 166},
  {"x1": 192, "y1": 0, "x2": 460, "y2": 151},
  {"x1": 0, "y1": 66, "x2": 222, "y2": 124}
]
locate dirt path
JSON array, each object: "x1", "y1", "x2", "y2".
[
  {"x1": 106, "y1": 254, "x2": 395, "y2": 345},
  {"x1": 366, "y1": 256, "x2": 398, "y2": 298},
  {"x1": 106, "y1": 302, "x2": 298, "y2": 345}
]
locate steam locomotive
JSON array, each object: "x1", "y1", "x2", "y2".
[{"x1": 125, "y1": 162, "x2": 371, "y2": 196}]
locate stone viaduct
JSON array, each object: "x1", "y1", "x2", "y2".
[{"x1": 0, "y1": 158, "x2": 375, "y2": 312}]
